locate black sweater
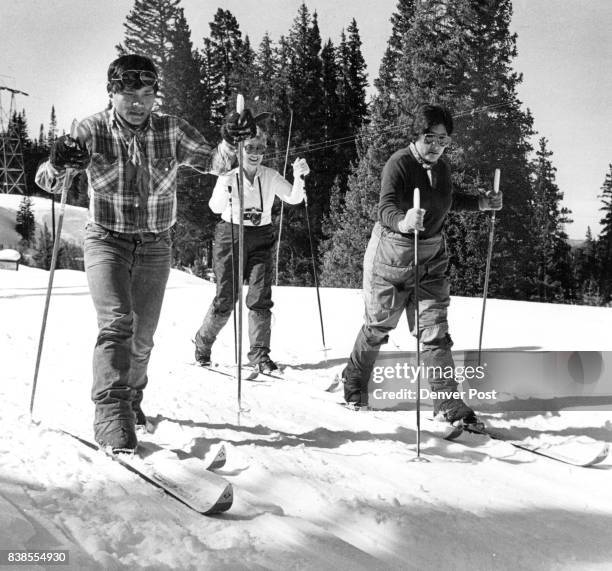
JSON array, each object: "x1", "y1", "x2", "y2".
[{"x1": 379, "y1": 147, "x2": 479, "y2": 238}]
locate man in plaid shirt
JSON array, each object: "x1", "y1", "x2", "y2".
[{"x1": 36, "y1": 54, "x2": 256, "y2": 452}]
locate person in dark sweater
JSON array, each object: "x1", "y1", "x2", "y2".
[{"x1": 341, "y1": 104, "x2": 502, "y2": 426}]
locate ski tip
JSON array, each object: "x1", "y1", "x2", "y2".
[
  {"x1": 207, "y1": 444, "x2": 227, "y2": 471},
  {"x1": 324, "y1": 374, "x2": 341, "y2": 392},
  {"x1": 585, "y1": 442, "x2": 610, "y2": 467},
  {"x1": 204, "y1": 483, "x2": 233, "y2": 514}
]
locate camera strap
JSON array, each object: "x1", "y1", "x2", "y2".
[
  {"x1": 256, "y1": 178, "x2": 264, "y2": 211},
  {"x1": 234, "y1": 172, "x2": 264, "y2": 212}
]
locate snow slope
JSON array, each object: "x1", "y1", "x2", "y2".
[
  {"x1": 0, "y1": 194, "x2": 88, "y2": 248},
  {"x1": 1, "y1": 266, "x2": 612, "y2": 570}
]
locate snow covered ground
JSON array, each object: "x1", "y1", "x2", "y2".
[{"x1": 1, "y1": 265, "x2": 612, "y2": 570}]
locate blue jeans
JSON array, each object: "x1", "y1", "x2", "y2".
[
  {"x1": 344, "y1": 223, "x2": 456, "y2": 407},
  {"x1": 83, "y1": 223, "x2": 171, "y2": 427}
]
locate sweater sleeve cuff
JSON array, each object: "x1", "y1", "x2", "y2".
[{"x1": 389, "y1": 212, "x2": 404, "y2": 233}]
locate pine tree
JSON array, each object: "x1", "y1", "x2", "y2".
[
  {"x1": 330, "y1": 20, "x2": 369, "y2": 192},
  {"x1": 597, "y1": 164, "x2": 612, "y2": 302},
  {"x1": 33, "y1": 223, "x2": 54, "y2": 270},
  {"x1": 254, "y1": 33, "x2": 278, "y2": 110},
  {"x1": 286, "y1": 6, "x2": 325, "y2": 144},
  {"x1": 342, "y1": 19, "x2": 369, "y2": 130},
  {"x1": 446, "y1": 0, "x2": 537, "y2": 300},
  {"x1": 530, "y1": 138, "x2": 573, "y2": 301},
  {"x1": 375, "y1": 0, "x2": 418, "y2": 95},
  {"x1": 320, "y1": 156, "x2": 381, "y2": 287},
  {"x1": 321, "y1": 39, "x2": 340, "y2": 139},
  {"x1": 38, "y1": 124, "x2": 46, "y2": 149},
  {"x1": 10, "y1": 111, "x2": 30, "y2": 151},
  {"x1": 573, "y1": 227, "x2": 602, "y2": 305},
  {"x1": 273, "y1": 5, "x2": 327, "y2": 285},
  {"x1": 15, "y1": 196, "x2": 36, "y2": 242},
  {"x1": 162, "y1": 6, "x2": 211, "y2": 131},
  {"x1": 320, "y1": 0, "x2": 431, "y2": 287},
  {"x1": 231, "y1": 35, "x2": 257, "y2": 92},
  {"x1": 117, "y1": 0, "x2": 181, "y2": 102},
  {"x1": 202, "y1": 8, "x2": 245, "y2": 122},
  {"x1": 47, "y1": 105, "x2": 57, "y2": 144}
]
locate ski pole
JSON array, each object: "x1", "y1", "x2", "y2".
[
  {"x1": 302, "y1": 174, "x2": 327, "y2": 352},
  {"x1": 274, "y1": 109, "x2": 293, "y2": 286},
  {"x1": 411, "y1": 187, "x2": 427, "y2": 462},
  {"x1": 228, "y1": 184, "x2": 237, "y2": 364},
  {"x1": 235, "y1": 95, "x2": 246, "y2": 413},
  {"x1": 478, "y1": 169, "x2": 501, "y2": 368},
  {"x1": 30, "y1": 119, "x2": 79, "y2": 419}
]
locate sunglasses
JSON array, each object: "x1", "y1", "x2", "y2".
[
  {"x1": 244, "y1": 144, "x2": 266, "y2": 155},
  {"x1": 422, "y1": 133, "x2": 451, "y2": 147},
  {"x1": 111, "y1": 69, "x2": 158, "y2": 88}
]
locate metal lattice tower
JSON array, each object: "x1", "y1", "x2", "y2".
[{"x1": 0, "y1": 86, "x2": 29, "y2": 194}]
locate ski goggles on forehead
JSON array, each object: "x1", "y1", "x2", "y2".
[
  {"x1": 422, "y1": 133, "x2": 451, "y2": 147},
  {"x1": 111, "y1": 69, "x2": 158, "y2": 87}
]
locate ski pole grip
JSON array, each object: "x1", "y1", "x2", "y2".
[
  {"x1": 236, "y1": 94, "x2": 244, "y2": 113},
  {"x1": 414, "y1": 187, "x2": 420, "y2": 210},
  {"x1": 493, "y1": 168, "x2": 501, "y2": 194},
  {"x1": 70, "y1": 118, "x2": 79, "y2": 139}
]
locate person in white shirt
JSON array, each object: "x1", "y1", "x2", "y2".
[{"x1": 195, "y1": 126, "x2": 310, "y2": 373}]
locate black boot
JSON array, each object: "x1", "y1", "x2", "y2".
[
  {"x1": 256, "y1": 356, "x2": 278, "y2": 374},
  {"x1": 194, "y1": 335, "x2": 212, "y2": 366},
  {"x1": 342, "y1": 368, "x2": 368, "y2": 408},
  {"x1": 94, "y1": 417, "x2": 137, "y2": 454},
  {"x1": 430, "y1": 380, "x2": 483, "y2": 428}
]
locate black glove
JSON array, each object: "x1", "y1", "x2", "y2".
[
  {"x1": 50, "y1": 135, "x2": 90, "y2": 170},
  {"x1": 221, "y1": 109, "x2": 256, "y2": 145}
]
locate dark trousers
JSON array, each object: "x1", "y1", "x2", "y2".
[
  {"x1": 84, "y1": 223, "x2": 171, "y2": 427},
  {"x1": 344, "y1": 223, "x2": 456, "y2": 408},
  {"x1": 196, "y1": 221, "x2": 275, "y2": 364}
]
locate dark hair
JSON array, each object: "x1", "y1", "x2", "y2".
[
  {"x1": 107, "y1": 54, "x2": 158, "y2": 93},
  {"x1": 411, "y1": 104, "x2": 454, "y2": 139}
]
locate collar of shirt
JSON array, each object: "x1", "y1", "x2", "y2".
[
  {"x1": 229, "y1": 165, "x2": 264, "y2": 187},
  {"x1": 409, "y1": 142, "x2": 435, "y2": 186}
]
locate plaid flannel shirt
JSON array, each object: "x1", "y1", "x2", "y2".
[{"x1": 35, "y1": 109, "x2": 234, "y2": 233}]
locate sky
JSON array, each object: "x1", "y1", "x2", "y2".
[{"x1": 1, "y1": 0, "x2": 611, "y2": 240}]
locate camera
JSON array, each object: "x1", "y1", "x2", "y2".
[{"x1": 244, "y1": 208, "x2": 262, "y2": 226}]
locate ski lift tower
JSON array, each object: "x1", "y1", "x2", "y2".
[{"x1": 0, "y1": 86, "x2": 29, "y2": 194}]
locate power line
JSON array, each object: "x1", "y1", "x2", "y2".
[{"x1": 181, "y1": 101, "x2": 511, "y2": 182}]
